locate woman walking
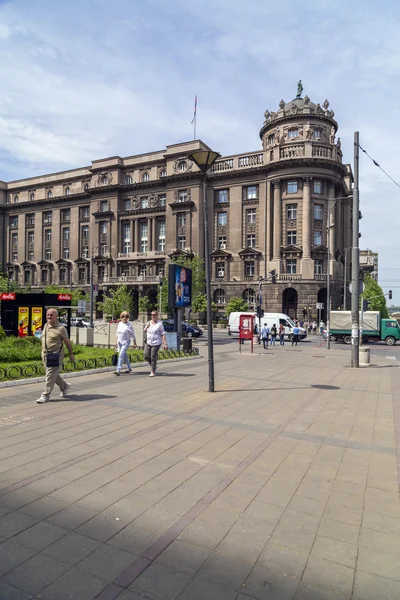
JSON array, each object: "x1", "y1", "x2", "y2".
[
  {"x1": 115, "y1": 312, "x2": 137, "y2": 375},
  {"x1": 279, "y1": 323, "x2": 285, "y2": 346},
  {"x1": 144, "y1": 310, "x2": 168, "y2": 376},
  {"x1": 270, "y1": 324, "x2": 277, "y2": 346}
]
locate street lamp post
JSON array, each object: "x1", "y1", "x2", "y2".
[
  {"x1": 343, "y1": 246, "x2": 352, "y2": 311},
  {"x1": 351, "y1": 132, "x2": 360, "y2": 368},
  {"x1": 188, "y1": 150, "x2": 221, "y2": 393}
]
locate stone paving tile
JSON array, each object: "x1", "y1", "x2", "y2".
[
  {"x1": 257, "y1": 542, "x2": 308, "y2": 579},
  {"x1": 243, "y1": 564, "x2": 300, "y2": 600},
  {"x1": 0, "y1": 511, "x2": 39, "y2": 539},
  {"x1": 229, "y1": 515, "x2": 276, "y2": 544},
  {"x1": 216, "y1": 531, "x2": 265, "y2": 563},
  {"x1": 197, "y1": 551, "x2": 254, "y2": 591},
  {"x1": 39, "y1": 566, "x2": 107, "y2": 600},
  {"x1": 317, "y1": 517, "x2": 360, "y2": 545},
  {"x1": 155, "y1": 539, "x2": 211, "y2": 575},
  {"x1": 287, "y1": 495, "x2": 326, "y2": 518},
  {"x1": 74, "y1": 513, "x2": 127, "y2": 542},
  {"x1": 77, "y1": 543, "x2": 139, "y2": 581},
  {"x1": 353, "y1": 569, "x2": 400, "y2": 600},
  {"x1": 130, "y1": 563, "x2": 192, "y2": 600},
  {"x1": 301, "y1": 556, "x2": 354, "y2": 596},
  {"x1": 0, "y1": 489, "x2": 42, "y2": 510},
  {"x1": 41, "y1": 531, "x2": 101, "y2": 565},
  {"x1": 359, "y1": 526, "x2": 400, "y2": 555},
  {"x1": 2, "y1": 553, "x2": 70, "y2": 595},
  {"x1": 295, "y1": 582, "x2": 352, "y2": 600},
  {"x1": 45, "y1": 504, "x2": 96, "y2": 530},
  {"x1": 175, "y1": 576, "x2": 237, "y2": 600},
  {"x1": 322, "y1": 503, "x2": 363, "y2": 527},
  {"x1": 19, "y1": 496, "x2": 68, "y2": 520},
  {"x1": 0, "y1": 580, "x2": 35, "y2": 600},
  {"x1": 107, "y1": 524, "x2": 162, "y2": 555},
  {"x1": 357, "y1": 546, "x2": 400, "y2": 581},
  {"x1": 12, "y1": 521, "x2": 68, "y2": 552},
  {"x1": 310, "y1": 535, "x2": 357, "y2": 569},
  {"x1": 0, "y1": 539, "x2": 36, "y2": 577}
]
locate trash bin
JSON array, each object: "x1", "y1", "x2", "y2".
[
  {"x1": 359, "y1": 346, "x2": 370, "y2": 366},
  {"x1": 182, "y1": 337, "x2": 193, "y2": 353}
]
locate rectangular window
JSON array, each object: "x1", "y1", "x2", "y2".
[
  {"x1": 246, "y1": 186, "x2": 258, "y2": 200},
  {"x1": 288, "y1": 128, "x2": 299, "y2": 139},
  {"x1": 140, "y1": 222, "x2": 148, "y2": 252},
  {"x1": 100, "y1": 200, "x2": 108, "y2": 212},
  {"x1": 287, "y1": 204, "x2": 297, "y2": 219},
  {"x1": 82, "y1": 246, "x2": 89, "y2": 258},
  {"x1": 123, "y1": 199, "x2": 131, "y2": 211},
  {"x1": 79, "y1": 267, "x2": 86, "y2": 281},
  {"x1": 158, "y1": 194, "x2": 166, "y2": 207},
  {"x1": 314, "y1": 259, "x2": 323, "y2": 275},
  {"x1": 81, "y1": 206, "x2": 90, "y2": 219},
  {"x1": 139, "y1": 264, "x2": 147, "y2": 276},
  {"x1": 178, "y1": 236, "x2": 186, "y2": 250},
  {"x1": 245, "y1": 261, "x2": 255, "y2": 277},
  {"x1": 178, "y1": 190, "x2": 187, "y2": 203},
  {"x1": 246, "y1": 209, "x2": 256, "y2": 223},
  {"x1": 158, "y1": 218, "x2": 166, "y2": 251},
  {"x1": 140, "y1": 197, "x2": 149, "y2": 209},
  {"x1": 60, "y1": 269, "x2": 66, "y2": 282},
  {"x1": 45, "y1": 249, "x2": 52, "y2": 260},
  {"x1": 312, "y1": 128, "x2": 323, "y2": 139},
  {"x1": 123, "y1": 222, "x2": 131, "y2": 253},
  {"x1": 313, "y1": 231, "x2": 322, "y2": 246},
  {"x1": 61, "y1": 209, "x2": 70, "y2": 222},
  {"x1": 63, "y1": 228, "x2": 70, "y2": 241},
  {"x1": 218, "y1": 213, "x2": 227, "y2": 226},
  {"x1": 156, "y1": 264, "x2": 165, "y2": 276},
  {"x1": 43, "y1": 211, "x2": 52, "y2": 224},
  {"x1": 287, "y1": 181, "x2": 298, "y2": 194},
  {"x1": 217, "y1": 189, "x2": 228, "y2": 203},
  {"x1": 63, "y1": 247, "x2": 70, "y2": 259},
  {"x1": 287, "y1": 231, "x2": 297, "y2": 245},
  {"x1": 27, "y1": 214, "x2": 35, "y2": 226},
  {"x1": 45, "y1": 229, "x2": 52, "y2": 242},
  {"x1": 28, "y1": 251, "x2": 34, "y2": 261},
  {"x1": 10, "y1": 216, "x2": 18, "y2": 227},
  {"x1": 11, "y1": 232, "x2": 18, "y2": 244},
  {"x1": 41, "y1": 270, "x2": 48, "y2": 283},
  {"x1": 218, "y1": 236, "x2": 227, "y2": 249},
  {"x1": 216, "y1": 262, "x2": 225, "y2": 277},
  {"x1": 100, "y1": 244, "x2": 107, "y2": 255},
  {"x1": 28, "y1": 231, "x2": 34, "y2": 243},
  {"x1": 314, "y1": 204, "x2": 323, "y2": 220},
  {"x1": 82, "y1": 226, "x2": 89, "y2": 239},
  {"x1": 12, "y1": 251, "x2": 18, "y2": 262},
  {"x1": 178, "y1": 213, "x2": 186, "y2": 227},
  {"x1": 313, "y1": 180, "x2": 322, "y2": 194},
  {"x1": 286, "y1": 259, "x2": 297, "y2": 274},
  {"x1": 246, "y1": 234, "x2": 256, "y2": 248},
  {"x1": 24, "y1": 270, "x2": 31, "y2": 284},
  {"x1": 100, "y1": 221, "x2": 107, "y2": 234},
  {"x1": 98, "y1": 266, "x2": 105, "y2": 281}
]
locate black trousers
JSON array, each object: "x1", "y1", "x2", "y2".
[{"x1": 291, "y1": 334, "x2": 299, "y2": 346}]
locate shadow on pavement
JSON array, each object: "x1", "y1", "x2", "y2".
[
  {"x1": 311, "y1": 384, "x2": 340, "y2": 390},
  {"x1": 51, "y1": 394, "x2": 118, "y2": 402}
]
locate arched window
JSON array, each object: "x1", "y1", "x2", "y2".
[
  {"x1": 142, "y1": 172, "x2": 150, "y2": 182},
  {"x1": 159, "y1": 169, "x2": 167, "y2": 178},
  {"x1": 84, "y1": 183, "x2": 90, "y2": 192},
  {"x1": 243, "y1": 288, "x2": 256, "y2": 305},
  {"x1": 65, "y1": 187, "x2": 71, "y2": 196},
  {"x1": 178, "y1": 160, "x2": 186, "y2": 172},
  {"x1": 125, "y1": 175, "x2": 133, "y2": 185},
  {"x1": 47, "y1": 190, "x2": 53, "y2": 199},
  {"x1": 214, "y1": 289, "x2": 226, "y2": 305},
  {"x1": 29, "y1": 192, "x2": 35, "y2": 201},
  {"x1": 14, "y1": 195, "x2": 19, "y2": 203},
  {"x1": 101, "y1": 174, "x2": 110, "y2": 186}
]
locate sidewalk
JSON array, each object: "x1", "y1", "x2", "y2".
[{"x1": 0, "y1": 342, "x2": 399, "y2": 600}]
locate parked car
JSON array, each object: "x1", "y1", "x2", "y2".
[
  {"x1": 71, "y1": 318, "x2": 91, "y2": 328},
  {"x1": 161, "y1": 320, "x2": 203, "y2": 337}
]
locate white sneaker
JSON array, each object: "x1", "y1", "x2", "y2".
[
  {"x1": 149, "y1": 372, "x2": 156, "y2": 377},
  {"x1": 36, "y1": 395, "x2": 49, "y2": 404},
  {"x1": 60, "y1": 382, "x2": 70, "y2": 398}
]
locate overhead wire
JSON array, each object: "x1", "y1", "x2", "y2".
[{"x1": 358, "y1": 144, "x2": 400, "y2": 189}]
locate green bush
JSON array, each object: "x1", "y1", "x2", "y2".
[
  {"x1": 0, "y1": 326, "x2": 6, "y2": 341},
  {"x1": 0, "y1": 336, "x2": 82, "y2": 363}
]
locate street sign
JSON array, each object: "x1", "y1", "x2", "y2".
[
  {"x1": 348, "y1": 280, "x2": 364, "y2": 294},
  {"x1": 316, "y1": 302, "x2": 324, "y2": 309}
]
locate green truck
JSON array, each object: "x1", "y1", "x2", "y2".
[{"x1": 330, "y1": 311, "x2": 400, "y2": 346}]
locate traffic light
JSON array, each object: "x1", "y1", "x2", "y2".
[
  {"x1": 389, "y1": 290, "x2": 393, "y2": 300},
  {"x1": 362, "y1": 299, "x2": 370, "y2": 311},
  {"x1": 256, "y1": 306, "x2": 264, "y2": 319},
  {"x1": 270, "y1": 269, "x2": 277, "y2": 284}
]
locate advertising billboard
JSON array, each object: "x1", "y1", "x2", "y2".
[
  {"x1": 18, "y1": 307, "x2": 29, "y2": 337},
  {"x1": 168, "y1": 264, "x2": 192, "y2": 308},
  {"x1": 31, "y1": 307, "x2": 43, "y2": 337}
]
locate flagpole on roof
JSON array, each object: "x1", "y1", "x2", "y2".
[{"x1": 191, "y1": 95, "x2": 197, "y2": 140}]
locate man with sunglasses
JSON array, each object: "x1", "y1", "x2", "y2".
[
  {"x1": 144, "y1": 310, "x2": 168, "y2": 377},
  {"x1": 115, "y1": 312, "x2": 137, "y2": 375}
]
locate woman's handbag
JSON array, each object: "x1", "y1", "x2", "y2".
[{"x1": 112, "y1": 353, "x2": 118, "y2": 367}]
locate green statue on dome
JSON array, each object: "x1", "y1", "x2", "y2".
[{"x1": 296, "y1": 80, "x2": 303, "y2": 98}]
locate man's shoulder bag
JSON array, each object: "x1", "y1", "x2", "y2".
[{"x1": 44, "y1": 325, "x2": 62, "y2": 367}]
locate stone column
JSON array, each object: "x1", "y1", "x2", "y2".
[
  {"x1": 272, "y1": 179, "x2": 281, "y2": 260},
  {"x1": 328, "y1": 183, "x2": 335, "y2": 262},
  {"x1": 266, "y1": 179, "x2": 271, "y2": 263},
  {"x1": 134, "y1": 219, "x2": 139, "y2": 252},
  {"x1": 301, "y1": 177, "x2": 314, "y2": 279},
  {"x1": 151, "y1": 218, "x2": 156, "y2": 251}
]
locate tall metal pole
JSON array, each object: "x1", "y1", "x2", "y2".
[
  {"x1": 89, "y1": 246, "x2": 94, "y2": 327},
  {"x1": 351, "y1": 132, "x2": 360, "y2": 367},
  {"x1": 326, "y1": 200, "x2": 331, "y2": 350},
  {"x1": 202, "y1": 173, "x2": 215, "y2": 392},
  {"x1": 343, "y1": 249, "x2": 347, "y2": 311}
]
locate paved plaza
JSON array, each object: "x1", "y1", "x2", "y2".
[{"x1": 0, "y1": 340, "x2": 399, "y2": 600}]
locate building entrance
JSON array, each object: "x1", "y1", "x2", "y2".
[{"x1": 282, "y1": 288, "x2": 298, "y2": 320}]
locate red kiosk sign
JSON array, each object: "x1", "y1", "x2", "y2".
[
  {"x1": 239, "y1": 313, "x2": 255, "y2": 353},
  {"x1": 0, "y1": 293, "x2": 16, "y2": 300},
  {"x1": 57, "y1": 294, "x2": 72, "y2": 301}
]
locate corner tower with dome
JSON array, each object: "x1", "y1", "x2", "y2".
[{"x1": 2, "y1": 84, "x2": 352, "y2": 322}]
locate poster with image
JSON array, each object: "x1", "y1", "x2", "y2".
[
  {"x1": 31, "y1": 307, "x2": 43, "y2": 337},
  {"x1": 18, "y1": 307, "x2": 29, "y2": 337}
]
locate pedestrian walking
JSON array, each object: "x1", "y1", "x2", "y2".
[
  {"x1": 115, "y1": 312, "x2": 137, "y2": 375},
  {"x1": 144, "y1": 310, "x2": 168, "y2": 376},
  {"x1": 279, "y1": 323, "x2": 285, "y2": 345},
  {"x1": 319, "y1": 320, "x2": 325, "y2": 335},
  {"x1": 312, "y1": 320, "x2": 317, "y2": 335},
  {"x1": 36, "y1": 309, "x2": 75, "y2": 404},
  {"x1": 261, "y1": 322, "x2": 270, "y2": 350},
  {"x1": 291, "y1": 321, "x2": 300, "y2": 346},
  {"x1": 270, "y1": 324, "x2": 277, "y2": 345}
]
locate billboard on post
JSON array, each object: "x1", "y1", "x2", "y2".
[{"x1": 168, "y1": 264, "x2": 192, "y2": 308}]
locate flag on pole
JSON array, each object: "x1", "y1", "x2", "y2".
[{"x1": 191, "y1": 95, "x2": 197, "y2": 124}]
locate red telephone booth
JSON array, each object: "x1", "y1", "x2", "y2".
[{"x1": 239, "y1": 314, "x2": 255, "y2": 353}]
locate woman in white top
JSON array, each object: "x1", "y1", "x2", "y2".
[
  {"x1": 115, "y1": 311, "x2": 137, "y2": 375},
  {"x1": 144, "y1": 310, "x2": 168, "y2": 376}
]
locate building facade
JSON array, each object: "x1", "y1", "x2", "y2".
[
  {"x1": 0, "y1": 91, "x2": 353, "y2": 320},
  {"x1": 359, "y1": 249, "x2": 378, "y2": 281}
]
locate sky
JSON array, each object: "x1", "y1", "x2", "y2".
[{"x1": 0, "y1": 0, "x2": 399, "y2": 303}]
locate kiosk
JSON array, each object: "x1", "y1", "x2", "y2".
[
  {"x1": 239, "y1": 314, "x2": 255, "y2": 353},
  {"x1": 0, "y1": 293, "x2": 72, "y2": 337}
]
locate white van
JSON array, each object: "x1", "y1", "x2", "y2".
[{"x1": 228, "y1": 312, "x2": 307, "y2": 341}]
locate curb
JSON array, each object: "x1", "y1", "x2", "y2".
[{"x1": 0, "y1": 355, "x2": 202, "y2": 389}]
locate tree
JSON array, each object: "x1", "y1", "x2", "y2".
[
  {"x1": 0, "y1": 274, "x2": 26, "y2": 294},
  {"x1": 362, "y1": 273, "x2": 389, "y2": 318},
  {"x1": 225, "y1": 296, "x2": 249, "y2": 316},
  {"x1": 96, "y1": 285, "x2": 133, "y2": 319},
  {"x1": 138, "y1": 295, "x2": 152, "y2": 313}
]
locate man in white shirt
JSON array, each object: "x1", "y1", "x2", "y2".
[
  {"x1": 261, "y1": 323, "x2": 270, "y2": 350},
  {"x1": 144, "y1": 310, "x2": 168, "y2": 377},
  {"x1": 115, "y1": 312, "x2": 137, "y2": 375}
]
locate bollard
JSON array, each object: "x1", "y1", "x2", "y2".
[{"x1": 359, "y1": 346, "x2": 370, "y2": 366}]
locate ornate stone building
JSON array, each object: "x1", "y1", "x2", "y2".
[{"x1": 0, "y1": 89, "x2": 352, "y2": 320}]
